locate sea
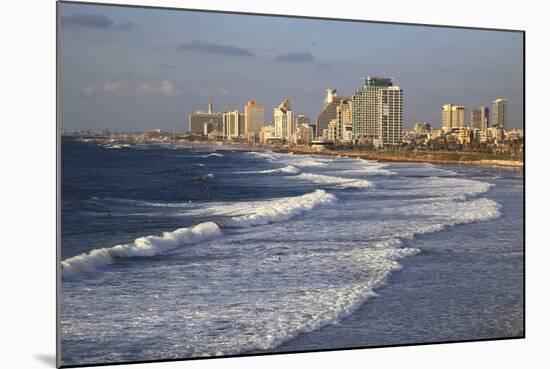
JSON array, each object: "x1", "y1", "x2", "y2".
[{"x1": 59, "y1": 137, "x2": 524, "y2": 366}]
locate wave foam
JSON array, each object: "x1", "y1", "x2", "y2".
[
  {"x1": 238, "y1": 165, "x2": 302, "y2": 175},
  {"x1": 295, "y1": 173, "x2": 373, "y2": 188},
  {"x1": 247, "y1": 151, "x2": 277, "y2": 161},
  {"x1": 62, "y1": 190, "x2": 337, "y2": 277},
  {"x1": 61, "y1": 222, "x2": 221, "y2": 277},
  {"x1": 262, "y1": 165, "x2": 301, "y2": 175},
  {"x1": 223, "y1": 189, "x2": 336, "y2": 227},
  {"x1": 203, "y1": 153, "x2": 224, "y2": 158}
]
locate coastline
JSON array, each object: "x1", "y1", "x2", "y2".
[
  {"x1": 272, "y1": 147, "x2": 524, "y2": 170},
  {"x1": 69, "y1": 136, "x2": 523, "y2": 170}
]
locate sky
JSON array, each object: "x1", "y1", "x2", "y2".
[{"x1": 58, "y1": 2, "x2": 524, "y2": 132}]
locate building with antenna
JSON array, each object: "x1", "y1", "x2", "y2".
[{"x1": 188, "y1": 101, "x2": 223, "y2": 134}]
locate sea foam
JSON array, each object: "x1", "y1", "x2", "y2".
[
  {"x1": 62, "y1": 190, "x2": 337, "y2": 277},
  {"x1": 295, "y1": 173, "x2": 373, "y2": 188},
  {"x1": 223, "y1": 189, "x2": 336, "y2": 227},
  {"x1": 61, "y1": 222, "x2": 221, "y2": 277}
]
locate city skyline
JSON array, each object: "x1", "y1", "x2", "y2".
[{"x1": 59, "y1": 3, "x2": 524, "y2": 132}]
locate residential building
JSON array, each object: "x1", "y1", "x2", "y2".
[{"x1": 455, "y1": 127, "x2": 472, "y2": 145}]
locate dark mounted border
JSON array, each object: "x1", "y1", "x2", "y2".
[{"x1": 56, "y1": 1, "x2": 526, "y2": 367}]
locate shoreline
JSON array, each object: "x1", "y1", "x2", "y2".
[
  {"x1": 69, "y1": 136, "x2": 523, "y2": 170},
  {"x1": 272, "y1": 147, "x2": 523, "y2": 170}
]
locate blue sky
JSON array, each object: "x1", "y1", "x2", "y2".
[{"x1": 59, "y1": 2, "x2": 524, "y2": 131}]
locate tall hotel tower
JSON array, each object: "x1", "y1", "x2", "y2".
[
  {"x1": 352, "y1": 76, "x2": 403, "y2": 146},
  {"x1": 441, "y1": 104, "x2": 465, "y2": 132},
  {"x1": 492, "y1": 98, "x2": 508, "y2": 129}
]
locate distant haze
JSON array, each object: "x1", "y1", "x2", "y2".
[{"x1": 59, "y1": 3, "x2": 524, "y2": 132}]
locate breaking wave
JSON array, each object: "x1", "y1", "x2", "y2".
[
  {"x1": 61, "y1": 222, "x2": 221, "y2": 277},
  {"x1": 295, "y1": 173, "x2": 373, "y2": 188},
  {"x1": 222, "y1": 189, "x2": 336, "y2": 227},
  {"x1": 247, "y1": 151, "x2": 277, "y2": 161},
  {"x1": 237, "y1": 165, "x2": 302, "y2": 176},
  {"x1": 62, "y1": 190, "x2": 337, "y2": 277},
  {"x1": 261, "y1": 165, "x2": 301, "y2": 175}
]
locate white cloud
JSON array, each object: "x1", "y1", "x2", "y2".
[
  {"x1": 82, "y1": 85, "x2": 95, "y2": 96},
  {"x1": 158, "y1": 80, "x2": 181, "y2": 97},
  {"x1": 137, "y1": 82, "x2": 154, "y2": 95},
  {"x1": 103, "y1": 82, "x2": 125, "y2": 94},
  {"x1": 137, "y1": 80, "x2": 181, "y2": 97}
]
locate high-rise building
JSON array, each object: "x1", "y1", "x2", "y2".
[
  {"x1": 471, "y1": 106, "x2": 489, "y2": 131},
  {"x1": 441, "y1": 104, "x2": 465, "y2": 132},
  {"x1": 334, "y1": 100, "x2": 352, "y2": 142},
  {"x1": 222, "y1": 110, "x2": 242, "y2": 139},
  {"x1": 317, "y1": 89, "x2": 351, "y2": 140},
  {"x1": 244, "y1": 100, "x2": 265, "y2": 136},
  {"x1": 273, "y1": 99, "x2": 294, "y2": 142},
  {"x1": 378, "y1": 86, "x2": 403, "y2": 146},
  {"x1": 188, "y1": 101, "x2": 223, "y2": 134},
  {"x1": 492, "y1": 98, "x2": 508, "y2": 129},
  {"x1": 352, "y1": 77, "x2": 402, "y2": 146},
  {"x1": 323, "y1": 88, "x2": 338, "y2": 109}
]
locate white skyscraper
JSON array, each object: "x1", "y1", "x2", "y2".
[
  {"x1": 222, "y1": 110, "x2": 241, "y2": 139},
  {"x1": 273, "y1": 99, "x2": 294, "y2": 142},
  {"x1": 352, "y1": 76, "x2": 403, "y2": 146}
]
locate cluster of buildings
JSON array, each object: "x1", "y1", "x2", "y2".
[
  {"x1": 187, "y1": 99, "x2": 313, "y2": 145},
  {"x1": 188, "y1": 100, "x2": 266, "y2": 142},
  {"x1": 403, "y1": 98, "x2": 524, "y2": 147},
  {"x1": 187, "y1": 76, "x2": 403, "y2": 148},
  {"x1": 187, "y1": 75, "x2": 521, "y2": 150}
]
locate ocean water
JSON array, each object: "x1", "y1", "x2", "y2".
[{"x1": 60, "y1": 138, "x2": 524, "y2": 365}]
